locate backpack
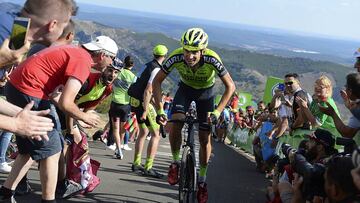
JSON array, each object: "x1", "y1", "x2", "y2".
[{"x1": 66, "y1": 131, "x2": 101, "y2": 193}]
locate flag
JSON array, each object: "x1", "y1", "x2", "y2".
[
  {"x1": 263, "y1": 76, "x2": 284, "y2": 104},
  {"x1": 238, "y1": 92, "x2": 253, "y2": 110}
]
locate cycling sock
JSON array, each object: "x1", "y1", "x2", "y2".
[
  {"x1": 41, "y1": 199, "x2": 56, "y2": 203},
  {"x1": 199, "y1": 165, "x2": 208, "y2": 182},
  {"x1": 144, "y1": 157, "x2": 154, "y2": 170},
  {"x1": 172, "y1": 150, "x2": 180, "y2": 162},
  {"x1": 0, "y1": 186, "x2": 14, "y2": 198},
  {"x1": 133, "y1": 153, "x2": 142, "y2": 166}
]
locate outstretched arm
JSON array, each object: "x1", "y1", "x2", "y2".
[
  {"x1": 318, "y1": 102, "x2": 358, "y2": 138},
  {"x1": 0, "y1": 101, "x2": 53, "y2": 141},
  {"x1": 58, "y1": 77, "x2": 100, "y2": 128}
]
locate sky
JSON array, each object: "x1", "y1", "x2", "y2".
[{"x1": 76, "y1": 0, "x2": 360, "y2": 41}]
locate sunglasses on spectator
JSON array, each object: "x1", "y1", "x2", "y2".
[
  {"x1": 285, "y1": 81, "x2": 294, "y2": 86},
  {"x1": 106, "y1": 54, "x2": 115, "y2": 60}
]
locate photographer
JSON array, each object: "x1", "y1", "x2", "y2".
[{"x1": 277, "y1": 129, "x2": 337, "y2": 202}]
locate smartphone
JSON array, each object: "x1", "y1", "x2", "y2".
[
  {"x1": 9, "y1": 17, "x2": 31, "y2": 50},
  {"x1": 278, "y1": 83, "x2": 285, "y2": 91}
]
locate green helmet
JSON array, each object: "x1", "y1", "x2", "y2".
[
  {"x1": 153, "y1": 44, "x2": 168, "y2": 56},
  {"x1": 180, "y1": 28, "x2": 208, "y2": 51}
]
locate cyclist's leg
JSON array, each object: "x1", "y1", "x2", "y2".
[
  {"x1": 197, "y1": 98, "x2": 213, "y2": 180},
  {"x1": 132, "y1": 105, "x2": 149, "y2": 167},
  {"x1": 169, "y1": 85, "x2": 191, "y2": 162},
  {"x1": 144, "y1": 104, "x2": 160, "y2": 169},
  {"x1": 196, "y1": 98, "x2": 213, "y2": 203}
]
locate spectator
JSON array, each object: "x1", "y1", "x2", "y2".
[
  {"x1": 319, "y1": 73, "x2": 360, "y2": 145},
  {"x1": 324, "y1": 156, "x2": 360, "y2": 202},
  {"x1": 255, "y1": 101, "x2": 266, "y2": 119},
  {"x1": 128, "y1": 44, "x2": 168, "y2": 178},
  {"x1": 0, "y1": 0, "x2": 77, "y2": 66},
  {"x1": 230, "y1": 92, "x2": 239, "y2": 113},
  {"x1": 284, "y1": 73, "x2": 312, "y2": 130},
  {"x1": 296, "y1": 75, "x2": 341, "y2": 138},
  {"x1": 0, "y1": 36, "x2": 117, "y2": 202},
  {"x1": 107, "y1": 55, "x2": 136, "y2": 159},
  {"x1": 216, "y1": 106, "x2": 231, "y2": 143},
  {"x1": 354, "y1": 48, "x2": 360, "y2": 73},
  {"x1": 0, "y1": 0, "x2": 77, "y2": 141}
]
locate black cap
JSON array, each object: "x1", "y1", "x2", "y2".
[{"x1": 310, "y1": 129, "x2": 335, "y2": 148}]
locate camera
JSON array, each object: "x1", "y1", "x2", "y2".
[
  {"x1": 279, "y1": 143, "x2": 326, "y2": 200},
  {"x1": 352, "y1": 146, "x2": 360, "y2": 168},
  {"x1": 336, "y1": 137, "x2": 357, "y2": 155}
]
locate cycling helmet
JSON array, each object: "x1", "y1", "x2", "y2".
[
  {"x1": 110, "y1": 57, "x2": 124, "y2": 70},
  {"x1": 180, "y1": 28, "x2": 208, "y2": 51}
]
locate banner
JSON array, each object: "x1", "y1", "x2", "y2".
[
  {"x1": 263, "y1": 76, "x2": 284, "y2": 104},
  {"x1": 237, "y1": 92, "x2": 253, "y2": 111}
]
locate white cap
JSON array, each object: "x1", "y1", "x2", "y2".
[
  {"x1": 354, "y1": 48, "x2": 360, "y2": 58},
  {"x1": 82, "y1": 36, "x2": 118, "y2": 57}
]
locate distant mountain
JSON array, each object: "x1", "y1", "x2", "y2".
[
  {"x1": 74, "y1": 3, "x2": 358, "y2": 65},
  {"x1": 73, "y1": 20, "x2": 351, "y2": 100}
]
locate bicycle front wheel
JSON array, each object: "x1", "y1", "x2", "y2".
[{"x1": 179, "y1": 146, "x2": 196, "y2": 203}]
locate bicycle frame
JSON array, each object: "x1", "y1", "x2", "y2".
[{"x1": 167, "y1": 115, "x2": 199, "y2": 203}]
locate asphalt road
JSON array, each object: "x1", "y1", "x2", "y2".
[{"x1": 0, "y1": 135, "x2": 269, "y2": 203}]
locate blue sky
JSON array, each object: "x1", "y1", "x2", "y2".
[{"x1": 76, "y1": 0, "x2": 359, "y2": 41}]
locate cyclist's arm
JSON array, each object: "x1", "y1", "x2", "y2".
[
  {"x1": 153, "y1": 70, "x2": 167, "y2": 113},
  {"x1": 216, "y1": 73, "x2": 235, "y2": 113},
  {"x1": 143, "y1": 68, "x2": 160, "y2": 115}
]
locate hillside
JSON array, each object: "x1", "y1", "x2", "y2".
[{"x1": 74, "y1": 20, "x2": 352, "y2": 99}]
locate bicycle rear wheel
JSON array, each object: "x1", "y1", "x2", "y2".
[{"x1": 179, "y1": 146, "x2": 196, "y2": 203}]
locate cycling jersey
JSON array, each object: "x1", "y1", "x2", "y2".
[
  {"x1": 112, "y1": 68, "x2": 136, "y2": 105},
  {"x1": 128, "y1": 59, "x2": 161, "y2": 101},
  {"x1": 76, "y1": 73, "x2": 113, "y2": 109},
  {"x1": 162, "y1": 48, "x2": 228, "y2": 89}
]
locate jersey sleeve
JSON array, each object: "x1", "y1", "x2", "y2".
[
  {"x1": 148, "y1": 68, "x2": 160, "y2": 84},
  {"x1": 203, "y1": 49, "x2": 228, "y2": 77},
  {"x1": 162, "y1": 48, "x2": 184, "y2": 74}
]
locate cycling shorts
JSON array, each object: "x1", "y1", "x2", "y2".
[
  {"x1": 130, "y1": 97, "x2": 159, "y2": 132},
  {"x1": 109, "y1": 102, "x2": 131, "y2": 122},
  {"x1": 171, "y1": 82, "x2": 214, "y2": 131}
]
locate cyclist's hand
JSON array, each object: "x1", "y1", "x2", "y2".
[
  {"x1": 208, "y1": 110, "x2": 220, "y2": 125},
  {"x1": 140, "y1": 110, "x2": 147, "y2": 121},
  {"x1": 156, "y1": 109, "x2": 167, "y2": 125}
]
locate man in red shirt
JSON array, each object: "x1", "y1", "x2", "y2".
[{"x1": 0, "y1": 36, "x2": 118, "y2": 202}]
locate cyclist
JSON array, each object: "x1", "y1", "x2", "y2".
[
  {"x1": 153, "y1": 28, "x2": 235, "y2": 203},
  {"x1": 127, "y1": 44, "x2": 168, "y2": 178}
]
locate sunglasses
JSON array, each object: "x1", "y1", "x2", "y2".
[
  {"x1": 285, "y1": 81, "x2": 294, "y2": 86},
  {"x1": 106, "y1": 54, "x2": 115, "y2": 60}
]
